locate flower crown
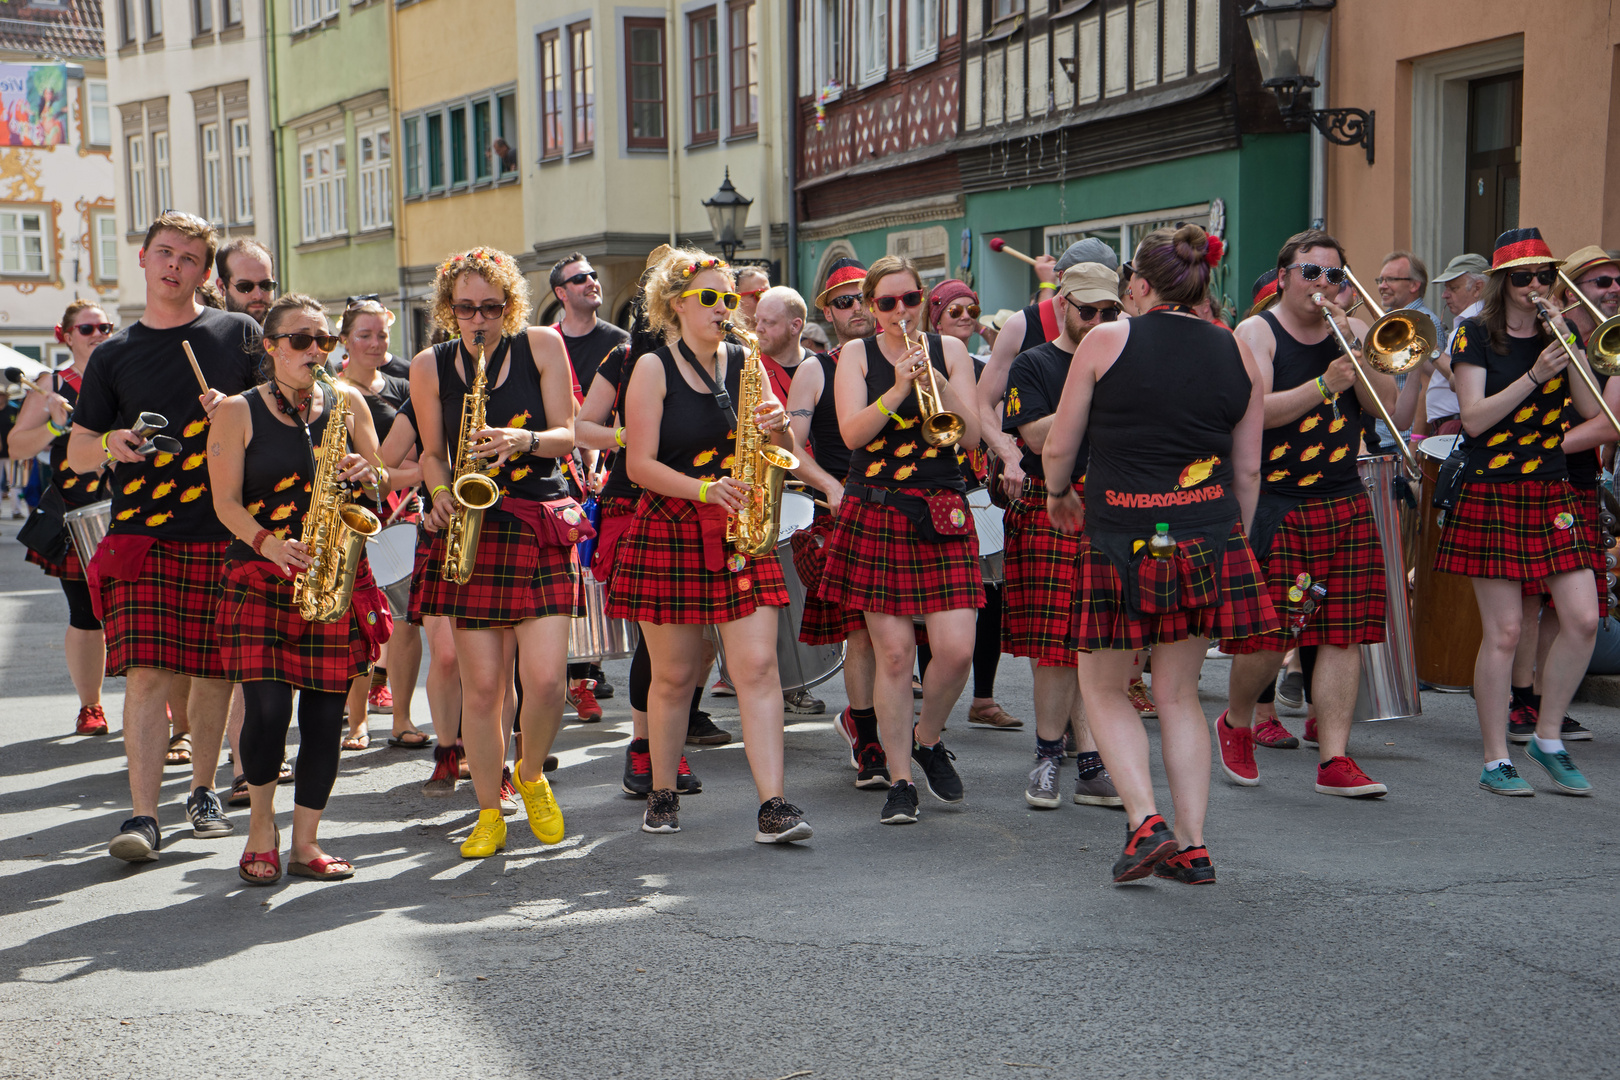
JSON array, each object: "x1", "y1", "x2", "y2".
[
  {"x1": 679, "y1": 257, "x2": 729, "y2": 279},
  {"x1": 438, "y1": 248, "x2": 506, "y2": 276}
]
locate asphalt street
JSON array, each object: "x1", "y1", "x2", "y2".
[{"x1": 1, "y1": 528, "x2": 1617, "y2": 1080}]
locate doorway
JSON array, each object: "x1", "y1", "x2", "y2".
[{"x1": 1464, "y1": 71, "x2": 1522, "y2": 257}]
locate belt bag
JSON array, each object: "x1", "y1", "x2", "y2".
[
  {"x1": 507, "y1": 495, "x2": 599, "y2": 549},
  {"x1": 1130, "y1": 532, "x2": 1224, "y2": 616},
  {"x1": 850, "y1": 484, "x2": 971, "y2": 544},
  {"x1": 17, "y1": 484, "x2": 67, "y2": 563},
  {"x1": 1432, "y1": 444, "x2": 1470, "y2": 509}
]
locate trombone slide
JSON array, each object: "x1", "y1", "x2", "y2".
[
  {"x1": 1313, "y1": 296, "x2": 1420, "y2": 476},
  {"x1": 1531, "y1": 294, "x2": 1620, "y2": 442}
]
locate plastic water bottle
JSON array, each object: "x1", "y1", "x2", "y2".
[{"x1": 1148, "y1": 522, "x2": 1176, "y2": 559}]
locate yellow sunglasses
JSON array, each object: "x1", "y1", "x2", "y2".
[{"x1": 680, "y1": 288, "x2": 741, "y2": 311}]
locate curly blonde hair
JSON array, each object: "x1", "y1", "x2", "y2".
[
  {"x1": 642, "y1": 247, "x2": 734, "y2": 337},
  {"x1": 431, "y1": 246, "x2": 531, "y2": 337}
]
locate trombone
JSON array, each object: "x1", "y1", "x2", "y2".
[
  {"x1": 898, "y1": 318, "x2": 965, "y2": 448},
  {"x1": 1554, "y1": 269, "x2": 1620, "y2": 375},
  {"x1": 1529, "y1": 292, "x2": 1620, "y2": 442}
]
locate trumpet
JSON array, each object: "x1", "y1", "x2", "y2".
[
  {"x1": 1529, "y1": 292, "x2": 1620, "y2": 441},
  {"x1": 898, "y1": 319, "x2": 965, "y2": 448},
  {"x1": 1311, "y1": 291, "x2": 1421, "y2": 476}
]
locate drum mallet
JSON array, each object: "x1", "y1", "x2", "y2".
[{"x1": 988, "y1": 237, "x2": 1041, "y2": 269}]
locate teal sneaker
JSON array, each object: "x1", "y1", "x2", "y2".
[
  {"x1": 1479, "y1": 762, "x2": 1534, "y2": 797},
  {"x1": 1525, "y1": 742, "x2": 1594, "y2": 796}
]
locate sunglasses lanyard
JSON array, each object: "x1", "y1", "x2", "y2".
[
  {"x1": 676, "y1": 339, "x2": 737, "y2": 429},
  {"x1": 1146, "y1": 304, "x2": 1197, "y2": 316}
]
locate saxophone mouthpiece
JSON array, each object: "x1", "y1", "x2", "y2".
[{"x1": 473, "y1": 329, "x2": 486, "y2": 346}]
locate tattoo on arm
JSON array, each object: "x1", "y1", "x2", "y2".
[
  {"x1": 209, "y1": 440, "x2": 222, "y2": 457},
  {"x1": 789, "y1": 409, "x2": 813, "y2": 418}
]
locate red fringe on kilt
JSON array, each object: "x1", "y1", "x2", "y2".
[
  {"x1": 817, "y1": 490, "x2": 984, "y2": 617},
  {"x1": 414, "y1": 517, "x2": 581, "y2": 630},
  {"x1": 102, "y1": 538, "x2": 230, "y2": 678},
  {"x1": 606, "y1": 492, "x2": 789, "y2": 625},
  {"x1": 793, "y1": 516, "x2": 864, "y2": 645},
  {"x1": 1436, "y1": 479, "x2": 1590, "y2": 582},
  {"x1": 1070, "y1": 525, "x2": 1277, "y2": 652},
  {"x1": 1520, "y1": 484, "x2": 1609, "y2": 618},
  {"x1": 26, "y1": 544, "x2": 84, "y2": 582},
  {"x1": 1224, "y1": 492, "x2": 1387, "y2": 655},
  {"x1": 1002, "y1": 498, "x2": 1080, "y2": 667},
  {"x1": 216, "y1": 558, "x2": 370, "y2": 692}
]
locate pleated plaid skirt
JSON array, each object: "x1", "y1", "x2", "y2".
[
  {"x1": 1436, "y1": 479, "x2": 1590, "y2": 581},
  {"x1": 817, "y1": 491, "x2": 984, "y2": 617},
  {"x1": 217, "y1": 558, "x2": 370, "y2": 692},
  {"x1": 793, "y1": 516, "x2": 865, "y2": 645},
  {"x1": 1002, "y1": 497, "x2": 1081, "y2": 668},
  {"x1": 102, "y1": 538, "x2": 230, "y2": 678},
  {"x1": 1521, "y1": 484, "x2": 1609, "y2": 618},
  {"x1": 414, "y1": 517, "x2": 580, "y2": 630}
]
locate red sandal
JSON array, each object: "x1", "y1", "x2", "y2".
[
  {"x1": 237, "y1": 828, "x2": 282, "y2": 886},
  {"x1": 288, "y1": 854, "x2": 354, "y2": 881}
]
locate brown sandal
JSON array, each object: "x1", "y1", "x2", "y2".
[{"x1": 165, "y1": 733, "x2": 192, "y2": 766}]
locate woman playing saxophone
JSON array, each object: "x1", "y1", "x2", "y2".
[
  {"x1": 609, "y1": 248, "x2": 814, "y2": 842},
  {"x1": 208, "y1": 294, "x2": 386, "y2": 884}
]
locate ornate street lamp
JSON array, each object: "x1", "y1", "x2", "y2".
[
  {"x1": 702, "y1": 168, "x2": 753, "y2": 263},
  {"x1": 1241, "y1": 0, "x2": 1375, "y2": 164}
]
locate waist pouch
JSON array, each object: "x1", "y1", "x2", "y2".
[
  {"x1": 1433, "y1": 444, "x2": 1470, "y2": 509},
  {"x1": 18, "y1": 483, "x2": 66, "y2": 563},
  {"x1": 848, "y1": 483, "x2": 971, "y2": 544},
  {"x1": 1092, "y1": 518, "x2": 1236, "y2": 618},
  {"x1": 505, "y1": 495, "x2": 599, "y2": 549}
]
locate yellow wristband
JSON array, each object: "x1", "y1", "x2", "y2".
[
  {"x1": 430, "y1": 484, "x2": 449, "y2": 498},
  {"x1": 1038, "y1": 281, "x2": 1058, "y2": 291},
  {"x1": 100, "y1": 431, "x2": 111, "y2": 452},
  {"x1": 876, "y1": 398, "x2": 911, "y2": 428},
  {"x1": 698, "y1": 480, "x2": 712, "y2": 504},
  {"x1": 615, "y1": 426, "x2": 626, "y2": 448}
]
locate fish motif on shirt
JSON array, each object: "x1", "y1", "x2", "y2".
[
  {"x1": 1488, "y1": 452, "x2": 1515, "y2": 470},
  {"x1": 1005, "y1": 388, "x2": 1022, "y2": 416},
  {"x1": 270, "y1": 503, "x2": 297, "y2": 521},
  {"x1": 1269, "y1": 443, "x2": 1290, "y2": 461},
  {"x1": 1487, "y1": 431, "x2": 1511, "y2": 446},
  {"x1": 152, "y1": 480, "x2": 176, "y2": 499},
  {"x1": 182, "y1": 452, "x2": 206, "y2": 471},
  {"x1": 1514, "y1": 404, "x2": 1538, "y2": 423},
  {"x1": 1299, "y1": 415, "x2": 1322, "y2": 433},
  {"x1": 1542, "y1": 407, "x2": 1562, "y2": 426},
  {"x1": 865, "y1": 437, "x2": 887, "y2": 453},
  {"x1": 692, "y1": 449, "x2": 718, "y2": 467},
  {"x1": 1299, "y1": 444, "x2": 1325, "y2": 462},
  {"x1": 273, "y1": 475, "x2": 299, "y2": 492},
  {"x1": 180, "y1": 485, "x2": 207, "y2": 502},
  {"x1": 183, "y1": 420, "x2": 208, "y2": 438},
  {"x1": 1297, "y1": 472, "x2": 1323, "y2": 486},
  {"x1": 144, "y1": 511, "x2": 173, "y2": 527},
  {"x1": 865, "y1": 459, "x2": 887, "y2": 477},
  {"x1": 509, "y1": 410, "x2": 532, "y2": 429},
  {"x1": 1176, "y1": 457, "x2": 1219, "y2": 489},
  {"x1": 1520, "y1": 457, "x2": 1543, "y2": 474},
  {"x1": 122, "y1": 477, "x2": 145, "y2": 495},
  {"x1": 894, "y1": 442, "x2": 917, "y2": 458}
]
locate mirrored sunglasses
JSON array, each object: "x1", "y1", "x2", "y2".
[{"x1": 1287, "y1": 263, "x2": 1349, "y2": 286}]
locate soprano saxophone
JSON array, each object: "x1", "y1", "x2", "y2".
[
  {"x1": 442, "y1": 330, "x2": 501, "y2": 584},
  {"x1": 292, "y1": 368, "x2": 383, "y2": 623},
  {"x1": 721, "y1": 321, "x2": 799, "y2": 557}
]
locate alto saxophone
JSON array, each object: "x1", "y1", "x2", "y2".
[
  {"x1": 292, "y1": 368, "x2": 384, "y2": 623},
  {"x1": 442, "y1": 330, "x2": 502, "y2": 584},
  {"x1": 721, "y1": 321, "x2": 799, "y2": 557}
]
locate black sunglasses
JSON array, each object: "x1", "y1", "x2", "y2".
[
  {"x1": 1579, "y1": 275, "x2": 1620, "y2": 290},
  {"x1": 563, "y1": 270, "x2": 598, "y2": 286},
  {"x1": 827, "y1": 294, "x2": 860, "y2": 310},
  {"x1": 451, "y1": 300, "x2": 510, "y2": 320},
  {"x1": 872, "y1": 290, "x2": 924, "y2": 313},
  {"x1": 231, "y1": 278, "x2": 278, "y2": 294},
  {"x1": 1508, "y1": 268, "x2": 1558, "y2": 288},
  {"x1": 1286, "y1": 263, "x2": 1349, "y2": 286},
  {"x1": 72, "y1": 322, "x2": 115, "y2": 336},
  {"x1": 346, "y1": 293, "x2": 381, "y2": 306},
  {"x1": 1066, "y1": 300, "x2": 1121, "y2": 322},
  {"x1": 268, "y1": 332, "x2": 338, "y2": 354}
]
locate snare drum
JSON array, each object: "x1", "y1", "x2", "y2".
[
  {"x1": 1414, "y1": 434, "x2": 1480, "y2": 690},
  {"x1": 63, "y1": 500, "x2": 112, "y2": 566},
  {"x1": 966, "y1": 486, "x2": 1005, "y2": 585},
  {"x1": 366, "y1": 523, "x2": 419, "y2": 619},
  {"x1": 777, "y1": 490, "x2": 816, "y2": 545}
]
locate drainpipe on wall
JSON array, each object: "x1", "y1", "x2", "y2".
[
  {"x1": 668, "y1": 0, "x2": 680, "y2": 246},
  {"x1": 387, "y1": 0, "x2": 410, "y2": 355},
  {"x1": 786, "y1": 0, "x2": 799, "y2": 290},
  {"x1": 1309, "y1": 23, "x2": 1328, "y2": 230},
  {"x1": 263, "y1": 0, "x2": 284, "y2": 271}
]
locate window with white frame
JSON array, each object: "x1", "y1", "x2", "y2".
[
  {"x1": 200, "y1": 124, "x2": 223, "y2": 222},
  {"x1": 813, "y1": 0, "x2": 845, "y2": 95},
  {"x1": 358, "y1": 124, "x2": 392, "y2": 230},
  {"x1": 856, "y1": 0, "x2": 888, "y2": 87},
  {"x1": 300, "y1": 138, "x2": 347, "y2": 242},
  {"x1": 86, "y1": 81, "x2": 110, "y2": 146},
  {"x1": 1044, "y1": 203, "x2": 1210, "y2": 267},
  {"x1": 127, "y1": 135, "x2": 148, "y2": 227},
  {"x1": 0, "y1": 207, "x2": 50, "y2": 277},
  {"x1": 92, "y1": 209, "x2": 119, "y2": 283},
  {"x1": 231, "y1": 118, "x2": 252, "y2": 223},
  {"x1": 402, "y1": 90, "x2": 520, "y2": 196},
  {"x1": 153, "y1": 131, "x2": 172, "y2": 212},
  {"x1": 907, "y1": 0, "x2": 938, "y2": 67},
  {"x1": 291, "y1": 0, "x2": 340, "y2": 31}
]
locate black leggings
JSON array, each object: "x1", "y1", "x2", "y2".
[
  {"x1": 61, "y1": 577, "x2": 101, "y2": 631},
  {"x1": 239, "y1": 681, "x2": 346, "y2": 811},
  {"x1": 1256, "y1": 644, "x2": 1317, "y2": 706},
  {"x1": 917, "y1": 583, "x2": 1003, "y2": 698},
  {"x1": 627, "y1": 635, "x2": 710, "y2": 717}
]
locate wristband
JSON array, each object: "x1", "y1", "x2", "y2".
[
  {"x1": 100, "y1": 430, "x2": 112, "y2": 455},
  {"x1": 876, "y1": 399, "x2": 911, "y2": 428},
  {"x1": 1316, "y1": 375, "x2": 1339, "y2": 403},
  {"x1": 1038, "y1": 282, "x2": 1057, "y2": 292},
  {"x1": 250, "y1": 528, "x2": 273, "y2": 556},
  {"x1": 46, "y1": 418, "x2": 66, "y2": 438},
  {"x1": 698, "y1": 480, "x2": 712, "y2": 504},
  {"x1": 1527, "y1": 370, "x2": 1543, "y2": 387},
  {"x1": 614, "y1": 426, "x2": 626, "y2": 448},
  {"x1": 430, "y1": 484, "x2": 450, "y2": 499}
]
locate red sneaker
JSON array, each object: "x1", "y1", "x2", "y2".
[
  {"x1": 1302, "y1": 716, "x2": 1319, "y2": 748},
  {"x1": 1127, "y1": 679, "x2": 1157, "y2": 718},
  {"x1": 368, "y1": 684, "x2": 394, "y2": 714},
  {"x1": 499, "y1": 767, "x2": 519, "y2": 815},
  {"x1": 1215, "y1": 710, "x2": 1259, "y2": 786},
  {"x1": 1253, "y1": 716, "x2": 1299, "y2": 749},
  {"x1": 75, "y1": 704, "x2": 109, "y2": 736},
  {"x1": 568, "y1": 679, "x2": 603, "y2": 722},
  {"x1": 1112, "y1": 813, "x2": 1177, "y2": 882},
  {"x1": 1315, "y1": 755, "x2": 1388, "y2": 798},
  {"x1": 833, "y1": 707, "x2": 859, "y2": 768}
]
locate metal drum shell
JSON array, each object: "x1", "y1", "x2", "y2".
[
  {"x1": 714, "y1": 521, "x2": 846, "y2": 694},
  {"x1": 1352, "y1": 454, "x2": 1422, "y2": 723},
  {"x1": 568, "y1": 572, "x2": 640, "y2": 662},
  {"x1": 63, "y1": 500, "x2": 112, "y2": 566},
  {"x1": 966, "y1": 486, "x2": 1005, "y2": 586},
  {"x1": 366, "y1": 523, "x2": 419, "y2": 619}
]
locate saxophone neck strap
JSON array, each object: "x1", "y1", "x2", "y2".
[{"x1": 677, "y1": 339, "x2": 737, "y2": 428}]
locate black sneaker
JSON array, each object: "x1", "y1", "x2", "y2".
[
  {"x1": 1112, "y1": 814, "x2": 1176, "y2": 883},
  {"x1": 186, "y1": 786, "x2": 234, "y2": 838},
  {"x1": 1154, "y1": 844, "x2": 1217, "y2": 884},
  {"x1": 108, "y1": 816, "x2": 161, "y2": 862},
  {"x1": 910, "y1": 738, "x2": 964, "y2": 803},
  {"x1": 755, "y1": 796, "x2": 814, "y2": 843},
  {"x1": 685, "y1": 711, "x2": 733, "y2": 746},
  {"x1": 1561, "y1": 716, "x2": 1593, "y2": 741},
  {"x1": 855, "y1": 741, "x2": 891, "y2": 789},
  {"x1": 879, "y1": 780, "x2": 919, "y2": 824},
  {"x1": 676, "y1": 755, "x2": 703, "y2": 794},
  {"x1": 590, "y1": 664, "x2": 615, "y2": 699},
  {"x1": 642, "y1": 789, "x2": 680, "y2": 833},
  {"x1": 622, "y1": 742, "x2": 652, "y2": 797},
  {"x1": 1508, "y1": 703, "x2": 1538, "y2": 744}
]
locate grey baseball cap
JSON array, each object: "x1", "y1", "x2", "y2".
[
  {"x1": 1056, "y1": 237, "x2": 1120, "y2": 274},
  {"x1": 1433, "y1": 253, "x2": 1490, "y2": 283}
]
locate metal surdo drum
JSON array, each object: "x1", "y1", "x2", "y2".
[
  {"x1": 777, "y1": 489, "x2": 816, "y2": 544},
  {"x1": 63, "y1": 500, "x2": 112, "y2": 566},
  {"x1": 1413, "y1": 434, "x2": 1482, "y2": 690},
  {"x1": 568, "y1": 571, "x2": 640, "y2": 662},
  {"x1": 966, "y1": 486, "x2": 1005, "y2": 585},
  {"x1": 365, "y1": 523, "x2": 419, "y2": 619},
  {"x1": 1352, "y1": 454, "x2": 1420, "y2": 723}
]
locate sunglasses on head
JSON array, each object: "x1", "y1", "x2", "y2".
[
  {"x1": 740, "y1": 287, "x2": 768, "y2": 300},
  {"x1": 71, "y1": 322, "x2": 115, "y2": 337},
  {"x1": 269, "y1": 332, "x2": 338, "y2": 354},
  {"x1": 1579, "y1": 275, "x2": 1620, "y2": 290},
  {"x1": 346, "y1": 293, "x2": 381, "y2": 307},
  {"x1": 451, "y1": 300, "x2": 510, "y2": 320},
  {"x1": 943, "y1": 302, "x2": 981, "y2": 320},
  {"x1": 1064, "y1": 298, "x2": 1121, "y2": 322},
  {"x1": 563, "y1": 270, "x2": 598, "y2": 286},
  {"x1": 827, "y1": 294, "x2": 860, "y2": 310},
  {"x1": 872, "y1": 290, "x2": 924, "y2": 313},
  {"x1": 1508, "y1": 268, "x2": 1559, "y2": 288},
  {"x1": 1286, "y1": 263, "x2": 1349, "y2": 286},
  {"x1": 231, "y1": 278, "x2": 278, "y2": 295},
  {"x1": 680, "y1": 288, "x2": 741, "y2": 310}
]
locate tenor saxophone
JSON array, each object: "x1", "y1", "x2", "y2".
[
  {"x1": 721, "y1": 321, "x2": 799, "y2": 556},
  {"x1": 442, "y1": 330, "x2": 502, "y2": 584},
  {"x1": 292, "y1": 368, "x2": 383, "y2": 623}
]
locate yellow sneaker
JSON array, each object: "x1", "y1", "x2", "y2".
[
  {"x1": 512, "y1": 759, "x2": 566, "y2": 845},
  {"x1": 459, "y1": 808, "x2": 507, "y2": 858}
]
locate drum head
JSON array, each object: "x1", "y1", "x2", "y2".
[
  {"x1": 966, "y1": 487, "x2": 1004, "y2": 559},
  {"x1": 1419, "y1": 434, "x2": 1463, "y2": 461},
  {"x1": 366, "y1": 524, "x2": 419, "y2": 588},
  {"x1": 777, "y1": 490, "x2": 816, "y2": 543}
]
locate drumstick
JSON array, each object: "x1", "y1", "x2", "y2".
[
  {"x1": 180, "y1": 341, "x2": 209, "y2": 393},
  {"x1": 386, "y1": 491, "x2": 419, "y2": 525},
  {"x1": 988, "y1": 237, "x2": 1040, "y2": 269}
]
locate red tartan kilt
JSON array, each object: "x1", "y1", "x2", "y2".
[
  {"x1": 818, "y1": 491, "x2": 984, "y2": 617},
  {"x1": 1520, "y1": 484, "x2": 1609, "y2": 619},
  {"x1": 606, "y1": 492, "x2": 790, "y2": 625},
  {"x1": 405, "y1": 527, "x2": 434, "y2": 626},
  {"x1": 590, "y1": 494, "x2": 640, "y2": 585},
  {"x1": 217, "y1": 559, "x2": 370, "y2": 692},
  {"x1": 793, "y1": 517, "x2": 863, "y2": 645},
  {"x1": 1224, "y1": 492, "x2": 1387, "y2": 654},
  {"x1": 26, "y1": 543, "x2": 85, "y2": 582},
  {"x1": 414, "y1": 518, "x2": 580, "y2": 630},
  {"x1": 1071, "y1": 525, "x2": 1278, "y2": 652},
  {"x1": 1436, "y1": 479, "x2": 1590, "y2": 581},
  {"x1": 102, "y1": 538, "x2": 229, "y2": 678},
  {"x1": 1002, "y1": 501, "x2": 1081, "y2": 667}
]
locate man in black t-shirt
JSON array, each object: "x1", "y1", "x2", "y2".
[
  {"x1": 68, "y1": 211, "x2": 262, "y2": 863},
  {"x1": 216, "y1": 237, "x2": 277, "y2": 325}
]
